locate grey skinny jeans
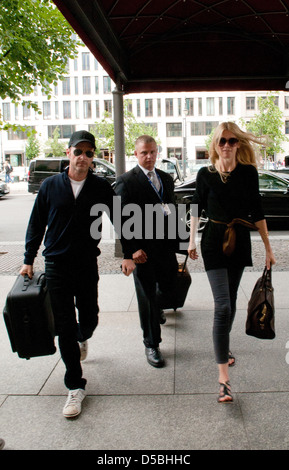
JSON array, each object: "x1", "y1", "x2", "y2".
[{"x1": 206, "y1": 267, "x2": 244, "y2": 364}]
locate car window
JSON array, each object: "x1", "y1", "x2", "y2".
[
  {"x1": 35, "y1": 160, "x2": 61, "y2": 173},
  {"x1": 259, "y1": 173, "x2": 288, "y2": 191},
  {"x1": 157, "y1": 160, "x2": 179, "y2": 180},
  {"x1": 95, "y1": 162, "x2": 113, "y2": 175}
]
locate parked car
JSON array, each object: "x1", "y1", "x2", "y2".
[
  {"x1": 174, "y1": 169, "x2": 289, "y2": 230},
  {"x1": 0, "y1": 180, "x2": 10, "y2": 198},
  {"x1": 27, "y1": 157, "x2": 116, "y2": 193}
]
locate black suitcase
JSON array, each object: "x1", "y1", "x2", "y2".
[
  {"x1": 3, "y1": 272, "x2": 56, "y2": 359},
  {"x1": 157, "y1": 255, "x2": 192, "y2": 311}
]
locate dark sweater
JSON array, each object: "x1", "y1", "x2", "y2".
[
  {"x1": 24, "y1": 168, "x2": 131, "y2": 265},
  {"x1": 192, "y1": 164, "x2": 264, "y2": 270}
]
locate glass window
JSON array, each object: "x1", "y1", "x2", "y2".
[
  {"x1": 74, "y1": 77, "x2": 78, "y2": 95},
  {"x1": 83, "y1": 100, "x2": 92, "y2": 118},
  {"x1": 95, "y1": 100, "x2": 100, "y2": 118},
  {"x1": 145, "y1": 99, "x2": 153, "y2": 117},
  {"x1": 62, "y1": 77, "x2": 70, "y2": 95},
  {"x1": 82, "y1": 52, "x2": 90, "y2": 71},
  {"x1": 206, "y1": 97, "x2": 215, "y2": 116},
  {"x1": 95, "y1": 77, "x2": 99, "y2": 93},
  {"x1": 178, "y1": 98, "x2": 182, "y2": 116},
  {"x1": 157, "y1": 99, "x2": 161, "y2": 117},
  {"x1": 187, "y1": 98, "x2": 194, "y2": 116},
  {"x1": 198, "y1": 98, "x2": 202, "y2": 116},
  {"x1": 227, "y1": 97, "x2": 235, "y2": 114},
  {"x1": 103, "y1": 76, "x2": 111, "y2": 93},
  {"x1": 63, "y1": 101, "x2": 71, "y2": 119},
  {"x1": 43, "y1": 101, "x2": 51, "y2": 119},
  {"x1": 23, "y1": 103, "x2": 31, "y2": 119},
  {"x1": 166, "y1": 123, "x2": 182, "y2": 137},
  {"x1": 258, "y1": 173, "x2": 288, "y2": 191},
  {"x1": 166, "y1": 98, "x2": 173, "y2": 116},
  {"x1": 137, "y1": 99, "x2": 141, "y2": 117},
  {"x1": 104, "y1": 100, "x2": 112, "y2": 115},
  {"x1": 246, "y1": 97, "x2": 255, "y2": 110},
  {"x1": 285, "y1": 96, "x2": 289, "y2": 110},
  {"x1": 191, "y1": 121, "x2": 218, "y2": 135},
  {"x1": 219, "y1": 97, "x2": 223, "y2": 115},
  {"x1": 2, "y1": 103, "x2": 10, "y2": 121},
  {"x1": 83, "y1": 77, "x2": 91, "y2": 94},
  {"x1": 75, "y1": 101, "x2": 79, "y2": 119}
]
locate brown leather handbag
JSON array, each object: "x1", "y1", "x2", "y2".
[{"x1": 246, "y1": 267, "x2": 275, "y2": 339}]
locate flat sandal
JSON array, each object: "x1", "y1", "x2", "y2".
[{"x1": 218, "y1": 381, "x2": 233, "y2": 403}]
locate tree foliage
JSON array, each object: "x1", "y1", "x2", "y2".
[
  {"x1": 91, "y1": 101, "x2": 159, "y2": 157},
  {"x1": 25, "y1": 133, "x2": 41, "y2": 161},
  {"x1": 0, "y1": 0, "x2": 79, "y2": 126},
  {"x1": 45, "y1": 126, "x2": 66, "y2": 157},
  {"x1": 241, "y1": 93, "x2": 288, "y2": 158}
]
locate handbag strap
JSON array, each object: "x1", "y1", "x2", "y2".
[{"x1": 261, "y1": 266, "x2": 273, "y2": 292}]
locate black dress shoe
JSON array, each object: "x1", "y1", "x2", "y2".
[
  {"x1": 145, "y1": 347, "x2": 165, "y2": 368},
  {"x1": 160, "y1": 310, "x2": 166, "y2": 324}
]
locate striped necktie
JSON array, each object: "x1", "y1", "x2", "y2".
[{"x1": 148, "y1": 170, "x2": 160, "y2": 191}]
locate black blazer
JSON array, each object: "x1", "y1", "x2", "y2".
[{"x1": 114, "y1": 165, "x2": 177, "y2": 256}]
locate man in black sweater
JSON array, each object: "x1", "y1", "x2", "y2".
[{"x1": 20, "y1": 130, "x2": 134, "y2": 418}]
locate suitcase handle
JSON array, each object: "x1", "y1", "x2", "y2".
[
  {"x1": 22, "y1": 275, "x2": 30, "y2": 292},
  {"x1": 22, "y1": 272, "x2": 45, "y2": 291},
  {"x1": 179, "y1": 254, "x2": 189, "y2": 273}
]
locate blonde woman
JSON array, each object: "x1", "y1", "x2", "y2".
[{"x1": 188, "y1": 122, "x2": 275, "y2": 403}]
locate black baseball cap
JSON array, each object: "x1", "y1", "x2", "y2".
[{"x1": 68, "y1": 130, "x2": 96, "y2": 149}]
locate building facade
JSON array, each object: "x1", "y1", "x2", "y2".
[{"x1": 1, "y1": 44, "x2": 289, "y2": 173}]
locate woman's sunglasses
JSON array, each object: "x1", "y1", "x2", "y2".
[
  {"x1": 73, "y1": 149, "x2": 94, "y2": 158},
  {"x1": 218, "y1": 137, "x2": 239, "y2": 147}
]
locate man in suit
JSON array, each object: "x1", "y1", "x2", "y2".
[{"x1": 115, "y1": 135, "x2": 179, "y2": 367}]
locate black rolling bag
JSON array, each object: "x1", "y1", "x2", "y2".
[
  {"x1": 3, "y1": 272, "x2": 56, "y2": 359},
  {"x1": 157, "y1": 255, "x2": 192, "y2": 311}
]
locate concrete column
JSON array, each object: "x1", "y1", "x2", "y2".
[
  {"x1": 112, "y1": 85, "x2": 125, "y2": 257},
  {"x1": 112, "y1": 86, "x2": 126, "y2": 177}
]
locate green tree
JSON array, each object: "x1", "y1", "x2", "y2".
[
  {"x1": 45, "y1": 127, "x2": 66, "y2": 157},
  {"x1": 25, "y1": 133, "x2": 41, "y2": 161},
  {"x1": 91, "y1": 101, "x2": 159, "y2": 157},
  {"x1": 241, "y1": 93, "x2": 288, "y2": 158},
  {"x1": 0, "y1": 0, "x2": 80, "y2": 129}
]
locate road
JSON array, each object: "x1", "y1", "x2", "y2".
[{"x1": 0, "y1": 184, "x2": 289, "y2": 274}]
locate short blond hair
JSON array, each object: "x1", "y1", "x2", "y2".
[{"x1": 135, "y1": 135, "x2": 156, "y2": 148}]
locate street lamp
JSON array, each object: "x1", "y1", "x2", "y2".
[{"x1": 182, "y1": 102, "x2": 188, "y2": 178}]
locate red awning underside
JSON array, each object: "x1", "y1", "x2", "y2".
[{"x1": 53, "y1": 0, "x2": 289, "y2": 93}]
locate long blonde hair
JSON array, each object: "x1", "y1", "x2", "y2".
[{"x1": 209, "y1": 122, "x2": 263, "y2": 170}]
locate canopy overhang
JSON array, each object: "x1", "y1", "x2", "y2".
[{"x1": 53, "y1": 0, "x2": 289, "y2": 93}]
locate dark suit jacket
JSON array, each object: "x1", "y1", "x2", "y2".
[{"x1": 114, "y1": 165, "x2": 178, "y2": 257}]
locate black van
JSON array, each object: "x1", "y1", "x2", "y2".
[{"x1": 27, "y1": 157, "x2": 116, "y2": 193}]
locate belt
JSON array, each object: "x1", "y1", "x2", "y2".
[{"x1": 210, "y1": 218, "x2": 257, "y2": 256}]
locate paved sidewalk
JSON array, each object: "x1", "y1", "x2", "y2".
[{"x1": 0, "y1": 268, "x2": 289, "y2": 451}]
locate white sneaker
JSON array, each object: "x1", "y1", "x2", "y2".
[
  {"x1": 62, "y1": 388, "x2": 86, "y2": 418},
  {"x1": 79, "y1": 340, "x2": 88, "y2": 361}
]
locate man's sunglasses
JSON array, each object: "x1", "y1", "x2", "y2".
[
  {"x1": 218, "y1": 137, "x2": 239, "y2": 147},
  {"x1": 73, "y1": 149, "x2": 94, "y2": 158}
]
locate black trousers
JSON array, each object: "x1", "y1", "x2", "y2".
[
  {"x1": 45, "y1": 257, "x2": 99, "y2": 390},
  {"x1": 133, "y1": 249, "x2": 178, "y2": 348}
]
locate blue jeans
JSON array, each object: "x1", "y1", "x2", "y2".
[
  {"x1": 206, "y1": 267, "x2": 244, "y2": 364},
  {"x1": 45, "y1": 258, "x2": 99, "y2": 390}
]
